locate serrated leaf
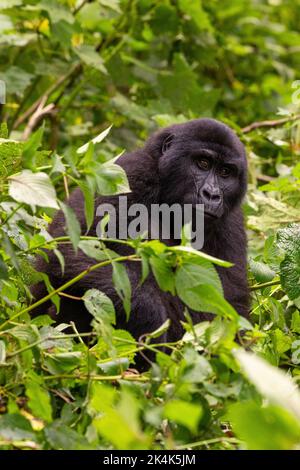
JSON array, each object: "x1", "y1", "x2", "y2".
[
  {"x1": 249, "y1": 258, "x2": 276, "y2": 283},
  {"x1": 277, "y1": 224, "x2": 300, "y2": 300}
]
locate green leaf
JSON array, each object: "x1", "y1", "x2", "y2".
[
  {"x1": 59, "y1": 201, "x2": 81, "y2": 250},
  {"x1": 178, "y1": 283, "x2": 238, "y2": 320},
  {"x1": 26, "y1": 372, "x2": 52, "y2": 423},
  {"x1": 227, "y1": 401, "x2": 300, "y2": 450},
  {"x1": 176, "y1": 259, "x2": 223, "y2": 294},
  {"x1": 249, "y1": 258, "x2": 276, "y2": 283},
  {"x1": 45, "y1": 422, "x2": 93, "y2": 450},
  {"x1": 0, "y1": 0, "x2": 22, "y2": 6},
  {"x1": 40, "y1": 0, "x2": 74, "y2": 24},
  {"x1": 158, "y1": 54, "x2": 219, "y2": 114},
  {"x1": 83, "y1": 289, "x2": 116, "y2": 325},
  {"x1": 95, "y1": 160, "x2": 130, "y2": 195},
  {"x1": 169, "y1": 245, "x2": 232, "y2": 267},
  {"x1": 93, "y1": 391, "x2": 147, "y2": 449},
  {"x1": 145, "y1": 319, "x2": 170, "y2": 340},
  {"x1": 0, "y1": 414, "x2": 36, "y2": 442},
  {"x1": 277, "y1": 224, "x2": 300, "y2": 300},
  {"x1": 88, "y1": 382, "x2": 117, "y2": 414},
  {"x1": 234, "y1": 349, "x2": 300, "y2": 420},
  {"x1": 164, "y1": 400, "x2": 203, "y2": 433},
  {"x1": 0, "y1": 122, "x2": 8, "y2": 138},
  {"x1": 291, "y1": 311, "x2": 300, "y2": 334},
  {"x1": 8, "y1": 170, "x2": 59, "y2": 209},
  {"x1": 74, "y1": 45, "x2": 107, "y2": 74},
  {"x1": 78, "y1": 240, "x2": 107, "y2": 261},
  {"x1": 0, "y1": 254, "x2": 8, "y2": 280},
  {"x1": 178, "y1": 0, "x2": 213, "y2": 32},
  {"x1": 44, "y1": 352, "x2": 82, "y2": 374},
  {"x1": 98, "y1": 357, "x2": 129, "y2": 375},
  {"x1": 149, "y1": 254, "x2": 175, "y2": 294},
  {"x1": 112, "y1": 262, "x2": 131, "y2": 320},
  {"x1": 22, "y1": 125, "x2": 44, "y2": 169},
  {"x1": 77, "y1": 125, "x2": 112, "y2": 154},
  {"x1": 77, "y1": 179, "x2": 95, "y2": 231},
  {"x1": 0, "y1": 340, "x2": 6, "y2": 364},
  {"x1": 1, "y1": 66, "x2": 34, "y2": 97},
  {"x1": 174, "y1": 259, "x2": 239, "y2": 318}
]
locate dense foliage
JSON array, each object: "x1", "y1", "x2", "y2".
[{"x1": 0, "y1": 0, "x2": 300, "y2": 450}]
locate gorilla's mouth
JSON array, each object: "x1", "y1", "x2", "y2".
[{"x1": 204, "y1": 211, "x2": 219, "y2": 219}]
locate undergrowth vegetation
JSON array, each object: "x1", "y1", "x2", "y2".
[{"x1": 0, "y1": 0, "x2": 300, "y2": 450}]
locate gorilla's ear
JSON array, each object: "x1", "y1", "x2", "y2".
[
  {"x1": 144, "y1": 128, "x2": 176, "y2": 159},
  {"x1": 161, "y1": 134, "x2": 174, "y2": 154}
]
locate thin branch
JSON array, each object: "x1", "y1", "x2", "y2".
[
  {"x1": 242, "y1": 113, "x2": 300, "y2": 134},
  {"x1": 257, "y1": 173, "x2": 274, "y2": 183},
  {"x1": 22, "y1": 101, "x2": 56, "y2": 140},
  {"x1": 13, "y1": 64, "x2": 81, "y2": 130},
  {"x1": 59, "y1": 291, "x2": 82, "y2": 301},
  {"x1": 176, "y1": 437, "x2": 241, "y2": 450},
  {"x1": 73, "y1": 0, "x2": 90, "y2": 15},
  {"x1": 42, "y1": 373, "x2": 148, "y2": 382},
  {"x1": 250, "y1": 280, "x2": 280, "y2": 291}
]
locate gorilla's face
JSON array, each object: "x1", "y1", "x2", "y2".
[{"x1": 157, "y1": 120, "x2": 247, "y2": 221}]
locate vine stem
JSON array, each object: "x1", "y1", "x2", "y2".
[
  {"x1": 176, "y1": 436, "x2": 241, "y2": 450},
  {"x1": 42, "y1": 373, "x2": 148, "y2": 382},
  {"x1": 250, "y1": 280, "x2": 280, "y2": 291},
  {"x1": 0, "y1": 254, "x2": 139, "y2": 331},
  {"x1": 19, "y1": 235, "x2": 131, "y2": 255},
  {"x1": 242, "y1": 113, "x2": 300, "y2": 133}
]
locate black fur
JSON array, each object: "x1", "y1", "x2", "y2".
[{"x1": 31, "y1": 119, "x2": 249, "y2": 359}]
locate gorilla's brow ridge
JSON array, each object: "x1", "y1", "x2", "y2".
[{"x1": 194, "y1": 141, "x2": 243, "y2": 159}]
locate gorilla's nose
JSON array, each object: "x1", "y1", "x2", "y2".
[{"x1": 200, "y1": 187, "x2": 221, "y2": 205}]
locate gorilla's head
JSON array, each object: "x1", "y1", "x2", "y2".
[{"x1": 145, "y1": 118, "x2": 247, "y2": 221}]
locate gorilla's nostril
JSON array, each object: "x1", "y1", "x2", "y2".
[
  {"x1": 202, "y1": 189, "x2": 211, "y2": 201},
  {"x1": 202, "y1": 189, "x2": 221, "y2": 203},
  {"x1": 211, "y1": 193, "x2": 221, "y2": 202}
]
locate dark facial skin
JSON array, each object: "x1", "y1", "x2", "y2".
[{"x1": 158, "y1": 137, "x2": 246, "y2": 222}]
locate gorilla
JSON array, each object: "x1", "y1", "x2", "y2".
[{"x1": 31, "y1": 118, "x2": 249, "y2": 360}]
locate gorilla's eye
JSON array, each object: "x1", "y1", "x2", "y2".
[
  {"x1": 219, "y1": 166, "x2": 232, "y2": 178},
  {"x1": 197, "y1": 158, "x2": 211, "y2": 171}
]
